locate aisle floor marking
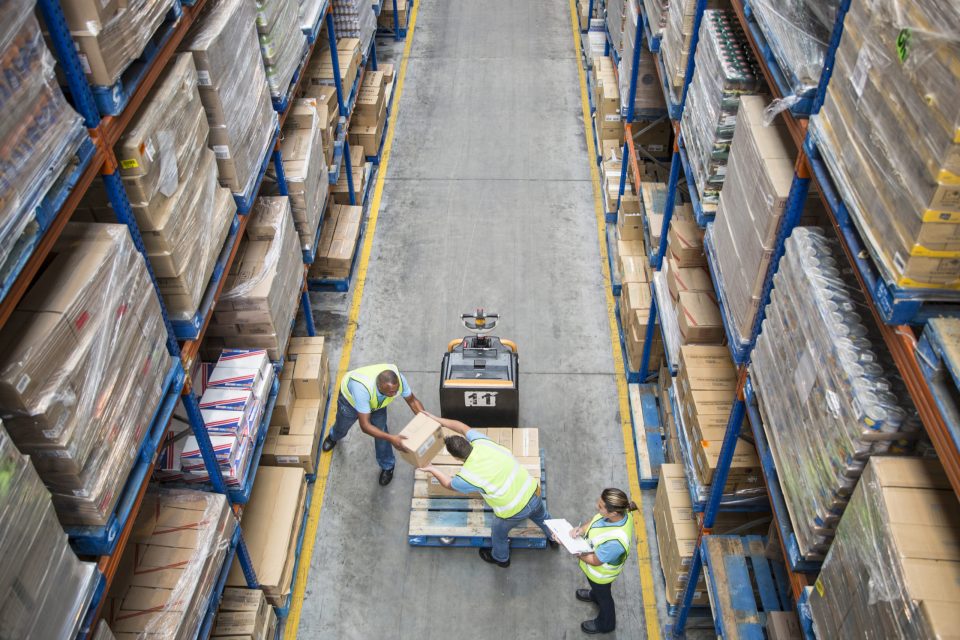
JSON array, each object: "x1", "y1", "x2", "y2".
[
  {"x1": 565, "y1": 3, "x2": 662, "y2": 638},
  {"x1": 283, "y1": 6, "x2": 421, "y2": 636}
]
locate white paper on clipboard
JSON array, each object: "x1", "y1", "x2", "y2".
[{"x1": 545, "y1": 519, "x2": 593, "y2": 554}]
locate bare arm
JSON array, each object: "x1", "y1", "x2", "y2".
[
  {"x1": 420, "y1": 465, "x2": 453, "y2": 489},
  {"x1": 358, "y1": 412, "x2": 409, "y2": 451},
  {"x1": 577, "y1": 552, "x2": 603, "y2": 566},
  {"x1": 423, "y1": 411, "x2": 470, "y2": 435},
  {"x1": 405, "y1": 393, "x2": 425, "y2": 415}
]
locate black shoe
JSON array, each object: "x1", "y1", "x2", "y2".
[
  {"x1": 322, "y1": 437, "x2": 337, "y2": 452},
  {"x1": 581, "y1": 620, "x2": 612, "y2": 635},
  {"x1": 549, "y1": 540, "x2": 560, "y2": 550},
  {"x1": 378, "y1": 468, "x2": 394, "y2": 486},
  {"x1": 478, "y1": 548, "x2": 510, "y2": 568},
  {"x1": 576, "y1": 589, "x2": 594, "y2": 603}
]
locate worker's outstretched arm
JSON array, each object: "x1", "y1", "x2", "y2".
[
  {"x1": 358, "y1": 412, "x2": 409, "y2": 451},
  {"x1": 419, "y1": 465, "x2": 453, "y2": 489},
  {"x1": 405, "y1": 393, "x2": 425, "y2": 415},
  {"x1": 422, "y1": 411, "x2": 470, "y2": 435},
  {"x1": 576, "y1": 552, "x2": 603, "y2": 567}
]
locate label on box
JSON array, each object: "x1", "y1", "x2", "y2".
[
  {"x1": 277, "y1": 455, "x2": 300, "y2": 464},
  {"x1": 851, "y1": 49, "x2": 872, "y2": 98},
  {"x1": 417, "y1": 435, "x2": 436, "y2": 457},
  {"x1": 121, "y1": 158, "x2": 139, "y2": 169},
  {"x1": 197, "y1": 70, "x2": 211, "y2": 86},
  {"x1": 213, "y1": 145, "x2": 231, "y2": 160},
  {"x1": 77, "y1": 51, "x2": 91, "y2": 75}
]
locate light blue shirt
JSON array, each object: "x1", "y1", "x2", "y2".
[
  {"x1": 450, "y1": 430, "x2": 489, "y2": 494},
  {"x1": 347, "y1": 372, "x2": 413, "y2": 413},
  {"x1": 591, "y1": 515, "x2": 629, "y2": 565}
]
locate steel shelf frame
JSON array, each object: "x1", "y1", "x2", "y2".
[{"x1": 19, "y1": 0, "x2": 357, "y2": 636}]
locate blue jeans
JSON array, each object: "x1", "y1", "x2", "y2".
[
  {"x1": 491, "y1": 493, "x2": 552, "y2": 562},
  {"x1": 329, "y1": 392, "x2": 395, "y2": 470}
]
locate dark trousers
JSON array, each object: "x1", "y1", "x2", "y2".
[{"x1": 587, "y1": 577, "x2": 616, "y2": 632}]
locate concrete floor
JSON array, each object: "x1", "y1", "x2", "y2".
[{"x1": 295, "y1": 1, "x2": 652, "y2": 637}]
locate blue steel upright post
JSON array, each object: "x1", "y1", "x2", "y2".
[
  {"x1": 615, "y1": 9, "x2": 646, "y2": 213},
  {"x1": 326, "y1": 13, "x2": 348, "y2": 117},
  {"x1": 392, "y1": 0, "x2": 401, "y2": 40}
]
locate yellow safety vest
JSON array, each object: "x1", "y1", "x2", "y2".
[
  {"x1": 341, "y1": 364, "x2": 404, "y2": 411},
  {"x1": 455, "y1": 439, "x2": 537, "y2": 519},
  {"x1": 579, "y1": 513, "x2": 633, "y2": 584}
]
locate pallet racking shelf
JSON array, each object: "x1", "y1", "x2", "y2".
[{"x1": 593, "y1": 0, "x2": 960, "y2": 635}]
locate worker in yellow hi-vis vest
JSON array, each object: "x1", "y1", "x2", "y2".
[
  {"x1": 419, "y1": 413, "x2": 558, "y2": 567},
  {"x1": 321, "y1": 364, "x2": 425, "y2": 486},
  {"x1": 561, "y1": 488, "x2": 637, "y2": 635}
]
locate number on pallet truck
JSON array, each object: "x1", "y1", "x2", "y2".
[{"x1": 464, "y1": 391, "x2": 497, "y2": 407}]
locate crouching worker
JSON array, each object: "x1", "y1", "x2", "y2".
[{"x1": 418, "y1": 414, "x2": 556, "y2": 567}]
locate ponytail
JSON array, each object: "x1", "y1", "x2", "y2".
[{"x1": 601, "y1": 488, "x2": 638, "y2": 515}]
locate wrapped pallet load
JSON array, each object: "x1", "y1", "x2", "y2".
[
  {"x1": 104, "y1": 489, "x2": 236, "y2": 638},
  {"x1": 256, "y1": 0, "x2": 308, "y2": 102},
  {"x1": 0, "y1": 224, "x2": 173, "y2": 526},
  {"x1": 0, "y1": 0, "x2": 85, "y2": 285},
  {"x1": 57, "y1": 0, "x2": 175, "y2": 87},
  {"x1": 660, "y1": 0, "x2": 724, "y2": 101},
  {"x1": 332, "y1": 0, "x2": 377, "y2": 53},
  {"x1": 618, "y1": 0, "x2": 666, "y2": 118},
  {"x1": 810, "y1": 0, "x2": 960, "y2": 292},
  {"x1": 78, "y1": 53, "x2": 237, "y2": 321},
  {"x1": 207, "y1": 198, "x2": 303, "y2": 361},
  {"x1": 184, "y1": 0, "x2": 279, "y2": 198},
  {"x1": 751, "y1": 228, "x2": 923, "y2": 562},
  {"x1": 0, "y1": 421, "x2": 98, "y2": 639}
]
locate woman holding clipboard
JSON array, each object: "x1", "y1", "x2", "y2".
[{"x1": 563, "y1": 488, "x2": 638, "y2": 635}]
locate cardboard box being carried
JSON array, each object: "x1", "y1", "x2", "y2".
[{"x1": 397, "y1": 414, "x2": 445, "y2": 467}]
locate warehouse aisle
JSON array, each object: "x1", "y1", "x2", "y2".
[{"x1": 296, "y1": 1, "x2": 646, "y2": 637}]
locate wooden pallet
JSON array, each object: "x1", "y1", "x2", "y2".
[{"x1": 408, "y1": 449, "x2": 548, "y2": 548}]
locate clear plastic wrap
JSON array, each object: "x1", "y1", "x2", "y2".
[
  {"x1": 660, "y1": 0, "x2": 724, "y2": 101},
  {"x1": 0, "y1": 420, "x2": 98, "y2": 639},
  {"x1": 606, "y1": 0, "x2": 625, "y2": 57},
  {"x1": 265, "y1": 100, "x2": 328, "y2": 253},
  {"x1": 680, "y1": 10, "x2": 765, "y2": 208},
  {"x1": 643, "y1": 0, "x2": 668, "y2": 39},
  {"x1": 807, "y1": 457, "x2": 960, "y2": 639},
  {"x1": 0, "y1": 4, "x2": 85, "y2": 282},
  {"x1": 653, "y1": 269, "x2": 681, "y2": 371},
  {"x1": 259, "y1": 0, "x2": 308, "y2": 98},
  {"x1": 299, "y1": 0, "x2": 326, "y2": 34},
  {"x1": 213, "y1": 198, "x2": 303, "y2": 360},
  {"x1": 619, "y1": 0, "x2": 668, "y2": 116},
  {"x1": 255, "y1": 0, "x2": 284, "y2": 35},
  {"x1": 749, "y1": 0, "x2": 839, "y2": 98},
  {"x1": 105, "y1": 488, "x2": 235, "y2": 639},
  {"x1": 809, "y1": 0, "x2": 960, "y2": 292},
  {"x1": 67, "y1": 0, "x2": 176, "y2": 86},
  {"x1": 751, "y1": 228, "x2": 923, "y2": 561},
  {"x1": 0, "y1": 223, "x2": 172, "y2": 526},
  {"x1": 710, "y1": 94, "x2": 823, "y2": 346},
  {"x1": 332, "y1": 0, "x2": 377, "y2": 53},
  {"x1": 93, "y1": 620, "x2": 117, "y2": 640},
  {"x1": 185, "y1": 0, "x2": 279, "y2": 197}
]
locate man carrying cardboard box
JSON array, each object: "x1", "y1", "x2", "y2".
[
  {"x1": 321, "y1": 363, "x2": 425, "y2": 486},
  {"x1": 419, "y1": 414, "x2": 556, "y2": 567}
]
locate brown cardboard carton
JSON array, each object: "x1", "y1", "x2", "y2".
[
  {"x1": 765, "y1": 612, "x2": 803, "y2": 640},
  {"x1": 621, "y1": 255, "x2": 651, "y2": 284},
  {"x1": 668, "y1": 219, "x2": 706, "y2": 267},
  {"x1": 293, "y1": 354, "x2": 325, "y2": 399},
  {"x1": 485, "y1": 428, "x2": 514, "y2": 451},
  {"x1": 397, "y1": 414, "x2": 445, "y2": 467},
  {"x1": 666, "y1": 254, "x2": 713, "y2": 301},
  {"x1": 512, "y1": 428, "x2": 539, "y2": 457},
  {"x1": 676, "y1": 292, "x2": 724, "y2": 344}
]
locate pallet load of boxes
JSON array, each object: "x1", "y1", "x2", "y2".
[{"x1": 0, "y1": 0, "x2": 403, "y2": 634}]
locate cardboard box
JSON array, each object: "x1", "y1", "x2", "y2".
[
  {"x1": 676, "y1": 292, "x2": 724, "y2": 344},
  {"x1": 765, "y1": 612, "x2": 803, "y2": 640},
  {"x1": 621, "y1": 254, "x2": 651, "y2": 284},
  {"x1": 666, "y1": 254, "x2": 713, "y2": 301},
  {"x1": 228, "y1": 467, "x2": 306, "y2": 605},
  {"x1": 396, "y1": 414, "x2": 445, "y2": 467},
  {"x1": 262, "y1": 398, "x2": 324, "y2": 473},
  {"x1": 512, "y1": 428, "x2": 539, "y2": 457},
  {"x1": 293, "y1": 353, "x2": 326, "y2": 399},
  {"x1": 668, "y1": 219, "x2": 707, "y2": 267}
]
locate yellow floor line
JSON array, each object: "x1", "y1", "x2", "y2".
[
  {"x1": 283, "y1": 9, "x2": 421, "y2": 637},
  {"x1": 565, "y1": 3, "x2": 661, "y2": 638}
]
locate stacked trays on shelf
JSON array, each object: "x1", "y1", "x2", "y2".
[{"x1": 257, "y1": 0, "x2": 309, "y2": 112}]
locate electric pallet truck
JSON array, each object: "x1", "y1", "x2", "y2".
[{"x1": 439, "y1": 310, "x2": 520, "y2": 427}]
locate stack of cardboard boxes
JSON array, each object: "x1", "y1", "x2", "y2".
[
  {"x1": 212, "y1": 588, "x2": 278, "y2": 640},
  {"x1": 655, "y1": 464, "x2": 768, "y2": 607},
  {"x1": 185, "y1": 0, "x2": 279, "y2": 198},
  {"x1": 620, "y1": 279, "x2": 663, "y2": 372},
  {"x1": 350, "y1": 70, "x2": 388, "y2": 158},
  {"x1": 206, "y1": 197, "x2": 304, "y2": 360},
  {"x1": 593, "y1": 56, "x2": 624, "y2": 147},
  {"x1": 309, "y1": 35, "x2": 362, "y2": 101},
  {"x1": 255, "y1": 0, "x2": 308, "y2": 100},
  {"x1": 619, "y1": 1, "x2": 667, "y2": 119},
  {"x1": 84, "y1": 53, "x2": 237, "y2": 321},
  {"x1": 661, "y1": 0, "x2": 724, "y2": 100},
  {"x1": 227, "y1": 466, "x2": 307, "y2": 607},
  {"x1": 332, "y1": 144, "x2": 368, "y2": 204},
  {"x1": 378, "y1": 1, "x2": 408, "y2": 31},
  {"x1": 674, "y1": 346, "x2": 762, "y2": 502},
  {"x1": 299, "y1": 84, "x2": 340, "y2": 170},
  {"x1": 265, "y1": 100, "x2": 329, "y2": 254},
  {"x1": 60, "y1": 0, "x2": 174, "y2": 88},
  {"x1": 0, "y1": 224, "x2": 171, "y2": 526},
  {"x1": 665, "y1": 217, "x2": 723, "y2": 346},
  {"x1": 106, "y1": 490, "x2": 236, "y2": 638},
  {"x1": 309, "y1": 203, "x2": 363, "y2": 280},
  {"x1": 263, "y1": 337, "x2": 331, "y2": 475}
]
